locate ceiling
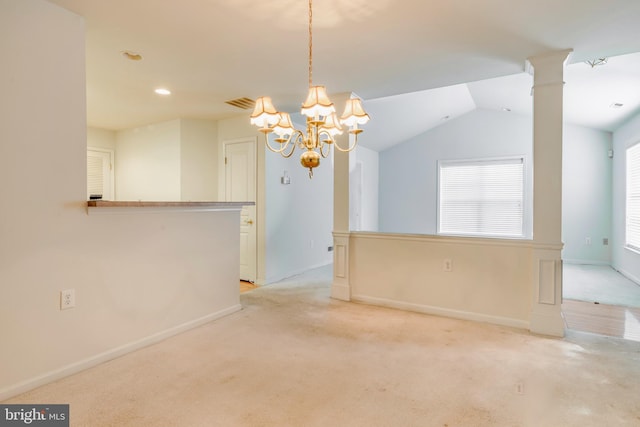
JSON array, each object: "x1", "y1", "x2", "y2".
[{"x1": 46, "y1": 0, "x2": 640, "y2": 152}]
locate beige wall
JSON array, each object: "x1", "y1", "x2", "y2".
[
  {"x1": 0, "y1": 0, "x2": 240, "y2": 399},
  {"x1": 115, "y1": 120, "x2": 182, "y2": 201},
  {"x1": 87, "y1": 127, "x2": 116, "y2": 150},
  {"x1": 180, "y1": 119, "x2": 218, "y2": 201},
  {"x1": 112, "y1": 118, "x2": 219, "y2": 201},
  {"x1": 349, "y1": 233, "x2": 533, "y2": 328}
]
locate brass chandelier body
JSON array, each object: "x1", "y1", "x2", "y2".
[{"x1": 250, "y1": 0, "x2": 370, "y2": 178}]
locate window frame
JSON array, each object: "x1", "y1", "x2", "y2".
[
  {"x1": 437, "y1": 155, "x2": 526, "y2": 239},
  {"x1": 626, "y1": 141, "x2": 640, "y2": 253}
]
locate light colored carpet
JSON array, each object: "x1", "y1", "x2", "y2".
[
  {"x1": 5, "y1": 266, "x2": 640, "y2": 426},
  {"x1": 563, "y1": 263, "x2": 640, "y2": 307}
]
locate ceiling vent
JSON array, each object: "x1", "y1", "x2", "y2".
[{"x1": 225, "y1": 97, "x2": 255, "y2": 110}]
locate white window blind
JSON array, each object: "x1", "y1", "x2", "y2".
[
  {"x1": 439, "y1": 157, "x2": 524, "y2": 238},
  {"x1": 87, "y1": 155, "x2": 104, "y2": 198},
  {"x1": 87, "y1": 149, "x2": 113, "y2": 200},
  {"x1": 626, "y1": 143, "x2": 640, "y2": 251}
]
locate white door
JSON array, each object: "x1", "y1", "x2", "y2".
[{"x1": 224, "y1": 139, "x2": 257, "y2": 282}]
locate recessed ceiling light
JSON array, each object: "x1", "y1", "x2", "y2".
[
  {"x1": 155, "y1": 88, "x2": 171, "y2": 96},
  {"x1": 610, "y1": 103, "x2": 624, "y2": 109},
  {"x1": 502, "y1": 107, "x2": 512, "y2": 112},
  {"x1": 441, "y1": 115, "x2": 450, "y2": 120},
  {"x1": 122, "y1": 51, "x2": 143, "y2": 61}
]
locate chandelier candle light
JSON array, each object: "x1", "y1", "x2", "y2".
[{"x1": 250, "y1": 0, "x2": 370, "y2": 178}]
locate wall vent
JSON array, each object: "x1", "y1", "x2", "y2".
[{"x1": 225, "y1": 97, "x2": 255, "y2": 110}]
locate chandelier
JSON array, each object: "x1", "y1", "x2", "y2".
[
  {"x1": 250, "y1": 0, "x2": 370, "y2": 178},
  {"x1": 585, "y1": 58, "x2": 607, "y2": 68}
]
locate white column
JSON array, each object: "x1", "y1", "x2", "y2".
[
  {"x1": 528, "y1": 49, "x2": 572, "y2": 337},
  {"x1": 331, "y1": 93, "x2": 353, "y2": 301}
]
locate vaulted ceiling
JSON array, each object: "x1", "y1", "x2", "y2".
[{"x1": 47, "y1": 0, "x2": 640, "y2": 151}]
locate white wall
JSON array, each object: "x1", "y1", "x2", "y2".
[
  {"x1": 562, "y1": 124, "x2": 612, "y2": 264},
  {"x1": 116, "y1": 120, "x2": 182, "y2": 201},
  {"x1": 114, "y1": 119, "x2": 218, "y2": 201},
  {"x1": 378, "y1": 108, "x2": 614, "y2": 266},
  {"x1": 0, "y1": 0, "x2": 240, "y2": 399},
  {"x1": 87, "y1": 127, "x2": 116, "y2": 150},
  {"x1": 264, "y1": 137, "x2": 334, "y2": 283},
  {"x1": 612, "y1": 113, "x2": 640, "y2": 284},
  {"x1": 350, "y1": 146, "x2": 379, "y2": 231},
  {"x1": 180, "y1": 119, "x2": 218, "y2": 201},
  {"x1": 379, "y1": 109, "x2": 534, "y2": 237}
]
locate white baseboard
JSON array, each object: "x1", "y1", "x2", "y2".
[
  {"x1": 614, "y1": 266, "x2": 640, "y2": 286},
  {"x1": 562, "y1": 259, "x2": 610, "y2": 266},
  {"x1": 264, "y1": 261, "x2": 332, "y2": 285},
  {"x1": 351, "y1": 294, "x2": 529, "y2": 330},
  {"x1": 529, "y1": 309, "x2": 565, "y2": 337},
  {"x1": 330, "y1": 283, "x2": 350, "y2": 301},
  {"x1": 0, "y1": 304, "x2": 242, "y2": 401}
]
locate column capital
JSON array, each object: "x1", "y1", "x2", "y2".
[{"x1": 526, "y1": 49, "x2": 573, "y2": 85}]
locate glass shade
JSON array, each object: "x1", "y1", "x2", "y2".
[
  {"x1": 320, "y1": 112, "x2": 343, "y2": 136},
  {"x1": 250, "y1": 96, "x2": 280, "y2": 128},
  {"x1": 340, "y1": 98, "x2": 370, "y2": 127},
  {"x1": 301, "y1": 86, "x2": 335, "y2": 118},
  {"x1": 273, "y1": 113, "x2": 295, "y2": 137}
]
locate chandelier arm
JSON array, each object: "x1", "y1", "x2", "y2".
[
  {"x1": 332, "y1": 134, "x2": 359, "y2": 152},
  {"x1": 319, "y1": 140, "x2": 331, "y2": 158},
  {"x1": 281, "y1": 133, "x2": 300, "y2": 158},
  {"x1": 263, "y1": 132, "x2": 294, "y2": 154},
  {"x1": 296, "y1": 132, "x2": 308, "y2": 150}
]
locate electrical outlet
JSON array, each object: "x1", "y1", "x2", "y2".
[
  {"x1": 603, "y1": 238, "x2": 609, "y2": 246},
  {"x1": 327, "y1": 246, "x2": 334, "y2": 252},
  {"x1": 443, "y1": 259, "x2": 453, "y2": 272},
  {"x1": 60, "y1": 289, "x2": 75, "y2": 310},
  {"x1": 585, "y1": 237, "x2": 591, "y2": 246}
]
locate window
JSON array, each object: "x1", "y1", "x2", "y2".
[
  {"x1": 627, "y1": 142, "x2": 640, "y2": 251},
  {"x1": 438, "y1": 157, "x2": 524, "y2": 238}
]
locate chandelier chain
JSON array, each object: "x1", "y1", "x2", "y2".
[{"x1": 308, "y1": 0, "x2": 313, "y2": 88}]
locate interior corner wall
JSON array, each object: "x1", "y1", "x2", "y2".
[
  {"x1": 87, "y1": 127, "x2": 116, "y2": 150},
  {"x1": 264, "y1": 132, "x2": 334, "y2": 283},
  {"x1": 0, "y1": 0, "x2": 240, "y2": 399},
  {"x1": 180, "y1": 119, "x2": 218, "y2": 201},
  {"x1": 115, "y1": 120, "x2": 182, "y2": 201},
  {"x1": 612, "y1": 113, "x2": 640, "y2": 284},
  {"x1": 378, "y1": 109, "x2": 534, "y2": 237},
  {"x1": 561, "y1": 124, "x2": 612, "y2": 264}
]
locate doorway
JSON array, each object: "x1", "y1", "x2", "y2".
[{"x1": 222, "y1": 137, "x2": 257, "y2": 283}]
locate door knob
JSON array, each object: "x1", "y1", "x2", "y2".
[{"x1": 246, "y1": 219, "x2": 254, "y2": 225}]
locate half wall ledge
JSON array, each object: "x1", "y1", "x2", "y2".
[{"x1": 87, "y1": 200, "x2": 253, "y2": 215}]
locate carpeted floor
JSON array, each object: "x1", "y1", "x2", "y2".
[{"x1": 5, "y1": 266, "x2": 640, "y2": 426}]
